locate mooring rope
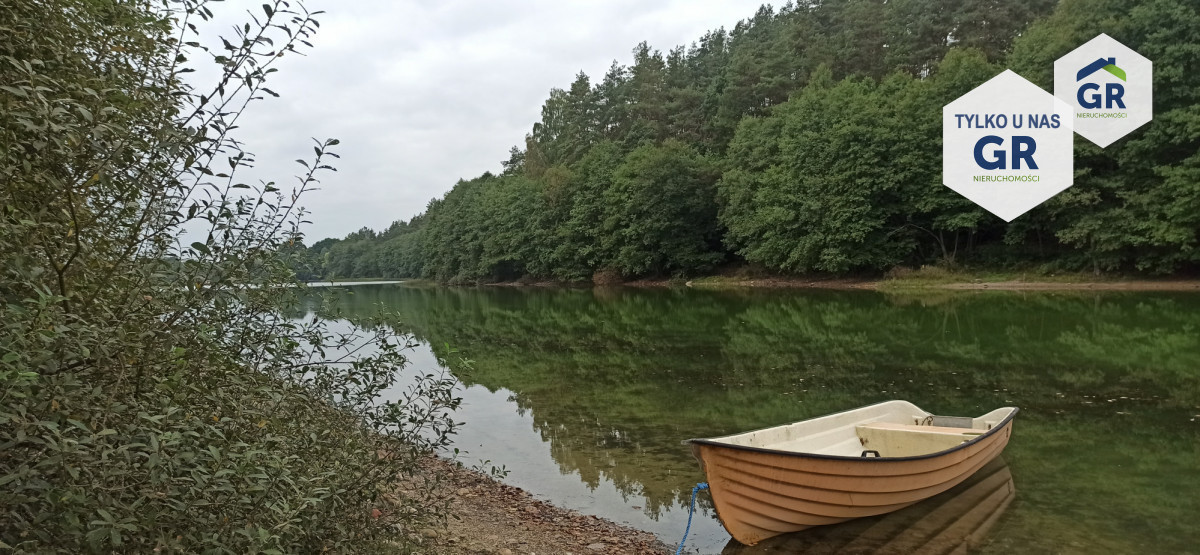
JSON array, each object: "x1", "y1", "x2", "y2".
[{"x1": 675, "y1": 482, "x2": 709, "y2": 555}]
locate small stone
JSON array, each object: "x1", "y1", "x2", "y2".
[
  {"x1": 498, "y1": 549, "x2": 514, "y2": 555},
  {"x1": 420, "y1": 528, "x2": 438, "y2": 539},
  {"x1": 586, "y1": 543, "x2": 606, "y2": 552},
  {"x1": 457, "y1": 487, "x2": 471, "y2": 495}
]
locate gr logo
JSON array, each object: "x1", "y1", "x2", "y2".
[
  {"x1": 967, "y1": 113, "x2": 1063, "y2": 171},
  {"x1": 1076, "y1": 57, "x2": 1126, "y2": 109},
  {"x1": 943, "y1": 71, "x2": 1074, "y2": 222},
  {"x1": 975, "y1": 135, "x2": 1037, "y2": 170},
  {"x1": 1055, "y1": 34, "x2": 1152, "y2": 147}
]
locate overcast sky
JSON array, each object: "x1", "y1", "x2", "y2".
[{"x1": 208, "y1": 0, "x2": 767, "y2": 243}]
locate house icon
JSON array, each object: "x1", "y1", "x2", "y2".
[{"x1": 1077, "y1": 57, "x2": 1126, "y2": 81}]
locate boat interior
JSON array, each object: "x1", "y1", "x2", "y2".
[{"x1": 705, "y1": 401, "x2": 1017, "y2": 458}]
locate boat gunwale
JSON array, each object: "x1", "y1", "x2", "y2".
[{"x1": 687, "y1": 403, "x2": 1018, "y2": 462}]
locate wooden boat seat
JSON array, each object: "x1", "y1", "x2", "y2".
[
  {"x1": 861, "y1": 421, "x2": 985, "y2": 435},
  {"x1": 855, "y1": 421, "x2": 984, "y2": 457}
]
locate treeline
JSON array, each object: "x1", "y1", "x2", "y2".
[{"x1": 296, "y1": 0, "x2": 1200, "y2": 283}]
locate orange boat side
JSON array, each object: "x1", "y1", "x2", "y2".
[{"x1": 692, "y1": 419, "x2": 1014, "y2": 546}]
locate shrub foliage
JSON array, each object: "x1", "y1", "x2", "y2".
[{"x1": 1, "y1": 1, "x2": 458, "y2": 552}]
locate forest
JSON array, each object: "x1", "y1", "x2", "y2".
[{"x1": 294, "y1": 0, "x2": 1200, "y2": 283}]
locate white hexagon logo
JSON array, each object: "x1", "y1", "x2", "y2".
[
  {"x1": 943, "y1": 70, "x2": 1075, "y2": 222},
  {"x1": 1054, "y1": 33, "x2": 1153, "y2": 148}
]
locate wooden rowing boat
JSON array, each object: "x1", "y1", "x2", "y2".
[
  {"x1": 720, "y1": 456, "x2": 1015, "y2": 553},
  {"x1": 688, "y1": 400, "x2": 1017, "y2": 546}
]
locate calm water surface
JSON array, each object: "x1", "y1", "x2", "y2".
[{"x1": 304, "y1": 284, "x2": 1200, "y2": 554}]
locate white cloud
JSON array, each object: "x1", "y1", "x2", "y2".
[{"x1": 204, "y1": 0, "x2": 768, "y2": 242}]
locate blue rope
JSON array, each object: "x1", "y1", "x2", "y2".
[{"x1": 675, "y1": 482, "x2": 709, "y2": 555}]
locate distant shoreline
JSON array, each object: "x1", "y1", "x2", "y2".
[
  {"x1": 931, "y1": 280, "x2": 1200, "y2": 291},
  {"x1": 639, "y1": 277, "x2": 1200, "y2": 292},
  {"x1": 318, "y1": 274, "x2": 1200, "y2": 292},
  {"x1": 302, "y1": 279, "x2": 407, "y2": 287}
]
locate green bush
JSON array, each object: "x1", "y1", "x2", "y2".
[{"x1": 1, "y1": 1, "x2": 459, "y2": 552}]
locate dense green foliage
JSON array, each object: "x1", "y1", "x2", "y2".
[
  {"x1": 1, "y1": 1, "x2": 457, "y2": 552},
  {"x1": 306, "y1": 0, "x2": 1200, "y2": 282}
]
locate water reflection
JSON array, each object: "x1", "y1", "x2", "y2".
[
  {"x1": 304, "y1": 284, "x2": 1200, "y2": 553},
  {"x1": 722, "y1": 458, "x2": 1014, "y2": 554}
]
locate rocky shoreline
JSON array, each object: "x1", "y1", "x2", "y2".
[{"x1": 416, "y1": 456, "x2": 672, "y2": 554}]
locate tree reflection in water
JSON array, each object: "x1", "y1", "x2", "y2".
[{"x1": 305, "y1": 284, "x2": 1200, "y2": 553}]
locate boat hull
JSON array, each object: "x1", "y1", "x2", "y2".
[
  {"x1": 691, "y1": 414, "x2": 1014, "y2": 546},
  {"x1": 720, "y1": 456, "x2": 1016, "y2": 554}
]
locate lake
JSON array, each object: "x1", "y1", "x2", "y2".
[{"x1": 301, "y1": 283, "x2": 1200, "y2": 554}]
